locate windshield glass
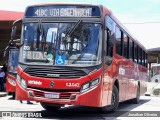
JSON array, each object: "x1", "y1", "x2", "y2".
[
  {"x1": 8, "y1": 50, "x2": 19, "y2": 73},
  {"x1": 19, "y1": 22, "x2": 102, "y2": 67}
]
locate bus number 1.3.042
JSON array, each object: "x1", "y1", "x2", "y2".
[{"x1": 66, "y1": 83, "x2": 80, "y2": 88}]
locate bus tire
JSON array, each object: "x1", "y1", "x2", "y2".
[
  {"x1": 40, "y1": 102, "x2": 61, "y2": 111},
  {"x1": 100, "y1": 85, "x2": 119, "y2": 113},
  {"x1": 132, "y1": 85, "x2": 140, "y2": 104},
  {"x1": 12, "y1": 92, "x2": 15, "y2": 99},
  {"x1": 8, "y1": 92, "x2": 12, "y2": 95}
]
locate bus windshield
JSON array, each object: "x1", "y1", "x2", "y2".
[
  {"x1": 8, "y1": 50, "x2": 19, "y2": 73},
  {"x1": 19, "y1": 22, "x2": 102, "y2": 67}
]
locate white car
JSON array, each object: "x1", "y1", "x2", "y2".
[
  {"x1": 152, "y1": 83, "x2": 160, "y2": 96},
  {"x1": 151, "y1": 74, "x2": 160, "y2": 83}
]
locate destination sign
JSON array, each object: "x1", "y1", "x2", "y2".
[{"x1": 25, "y1": 5, "x2": 101, "y2": 17}]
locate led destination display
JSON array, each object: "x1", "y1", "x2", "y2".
[{"x1": 25, "y1": 5, "x2": 101, "y2": 17}]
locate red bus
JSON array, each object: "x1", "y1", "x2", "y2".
[
  {"x1": 13, "y1": 3, "x2": 148, "y2": 112},
  {"x1": 4, "y1": 40, "x2": 20, "y2": 98},
  {"x1": 4, "y1": 20, "x2": 21, "y2": 98}
]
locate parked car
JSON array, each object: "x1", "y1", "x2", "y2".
[
  {"x1": 151, "y1": 74, "x2": 160, "y2": 83},
  {"x1": 152, "y1": 83, "x2": 160, "y2": 96}
]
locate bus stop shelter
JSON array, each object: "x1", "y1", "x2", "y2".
[
  {"x1": 148, "y1": 47, "x2": 160, "y2": 64},
  {"x1": 0, "y1": 10, "x2": 23, "y2": 65}
]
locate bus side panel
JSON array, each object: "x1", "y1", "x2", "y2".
[
  {"x1": 78, "y1": 84, "x2": 103, "y2": 107},
  {"x1": 126, "y1": 62, "x2": 137, "y2": 100},
  {"x1": 101, "y1": 74, "x2": 113, "y2": 106},
  {"x1": 114, "y1": 55, "x2": 128, "y2": 102},
  {"x1": 139, "y1": 66, "x2": 148, "y2": 95},
  {"x1": 101, "y1": 56, "x2": 120, "y2": 106}
]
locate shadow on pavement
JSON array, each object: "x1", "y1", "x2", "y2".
[{"x1": 30, "y1": 99, "x2": 150, "y2": 119}]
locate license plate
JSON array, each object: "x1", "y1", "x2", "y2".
[{"x1": 44, "y1": 93, "x2": 59, "y2": 99}]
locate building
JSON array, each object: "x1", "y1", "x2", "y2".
[{"x1": 0, "y1": 10, "x2": 23, "y2": 65}]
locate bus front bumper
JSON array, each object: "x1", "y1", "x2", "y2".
[{"x1": 16, "y1": 82, "x2": 102, "y2": 107}]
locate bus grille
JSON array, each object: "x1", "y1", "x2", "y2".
[{"x1": 24, "y1": 67, "x2": 86, "y2": 79}]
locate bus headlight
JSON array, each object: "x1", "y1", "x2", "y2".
[
  {"x1": 7, "y1": 77, "x2": 16, "y2": 86},
  {"x1": 81, "y1": 82, "x2": 90, "y2": 92},
  {"x1": 90, "y1": 78, "x2": 99, "y2": 88},
  {"x1": 80, "y1": 78, "x2": 100, "y2": 93},
  {"x1": 17, "y1": 74, "x2": 27, "y2": 89},
  {"x1": 17, "y1": 75, "x2": 21, "y2": 83}
]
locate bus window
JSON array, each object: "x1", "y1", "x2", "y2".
[
  {"x1": 129, "y1": 38, "x2": 133, "y2": 61},
  {"x1": 106, "y1": 16, "x2": 115, "y2": 58},
  {"x1": 142, "y1": 51, "x2": 145, "y2": 67},
  {"x1": 145, "y1": 53, "x2": 148, "y2": 68},
  {"x1": 122, "y1": 33, "x2": 128, "y2": 58},
  {"x1": 116, "y1": 27, "x2": 122, "y2": 55},
  {"x1": 138, "y1": 47, "x2": 142, "y2": 65},
  {"x1": 8, "y1": 50, "x2": 19, "y2": 73},
  {"x1": 134, "y1": 44, "x2": 138, "y2": 63}
]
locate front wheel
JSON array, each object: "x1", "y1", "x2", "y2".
[
  {"x1": 99, "y1": 85, "x2": 119, "y2": 113},
  {"x1": 40, "y1": 102, "x2": 62, "y2": 111}
]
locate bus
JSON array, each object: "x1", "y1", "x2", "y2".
[
  {"x1": 4, "y1": 19, "x2": 22, "y2": 98},
  {"x1": 151, "y1": 64, "x2": 160, "y2": 83},
  {"x1": 4, "y1": 39, "x2": 20, "y2": 98},
  {"x1": 12, "y1": 3, "x2": 148, "y2": 112}
]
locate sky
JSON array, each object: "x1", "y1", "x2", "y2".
[{"x1": 1, "y1": 0, "x2": 160, "y2": 49}]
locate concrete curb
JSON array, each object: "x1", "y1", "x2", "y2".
[{"x1": 0, "y1": 92, "x2": 7, "y2": 97}]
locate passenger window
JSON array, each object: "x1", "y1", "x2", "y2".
[
  {"x1": 138, "y1": 47, "x2": 142, "y2": 65},
  {"x1": 145, "y1": 53, "x2": 148, "y2": 68},
  {"x1": 116, "y1": 27, "x2": 122, "y2": 55},
  {"x1": 129, "y1": 39, "x2": 133, "y2": 61},
  {"x1": 122, "y1": 33, "x2": 128, "y2": 58},
  {"x1": 142, "y1": 51, "x2": 145, "y2": 66},
  {"x1": 134, "y1": 44, "x2": 138, "y2": 63}
]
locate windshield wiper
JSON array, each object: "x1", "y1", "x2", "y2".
[
  {"x1": 37, "y1": 20, "x2": 46, "y2": 49},
  {"x1": 64, "y1": 20, "x2": 82, "y2": 41},
  {"x1": 37, "y1": 20, "x2": 48, "y2": 62}
]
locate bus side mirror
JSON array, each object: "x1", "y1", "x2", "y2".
[
  {"x1": 11, "y1": 26, "x2": 17, "y2": 41},
  {"x1": 105, "y1": 56, "x2": 112, "y2": 65}
]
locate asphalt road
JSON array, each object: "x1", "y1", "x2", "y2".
[{"x1": 0, "y1": 95, "x2": 160, "y2": 120}]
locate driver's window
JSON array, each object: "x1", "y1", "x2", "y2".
[{"x1": 105, "y1": 16, "x2": 115, "y2": 57}]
